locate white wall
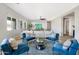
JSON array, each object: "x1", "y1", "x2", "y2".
[
  {"x1": 0, "y1": 4, "x2": 26, "y2": 43},
  {"x1": 69, "y1": 16, "x2": 75, "y2": 36},
  {"x1": 63, "y1": 18, "x2": 69, "y2": 35},
  {"x1": 74, "y1": 6, "x2": 79, "y2": 43},
  {"x1": 51, "y1": 17, "x2": 63, "y2": 37}
]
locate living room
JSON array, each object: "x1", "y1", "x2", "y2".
[{"x1": 0, "y1": 3, "x2": 79, "y2": 55}]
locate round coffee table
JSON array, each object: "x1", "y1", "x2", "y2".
[{"x1": 35, "y1": 37, "x2": 46, "y2": 50}]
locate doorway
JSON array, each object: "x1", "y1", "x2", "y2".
[
  {"x1": 63, "y1": 12, "x2": 75, "y2": 37},
  {"x1": 63, "y1": 18, "x2": 69, "y2": 36}
]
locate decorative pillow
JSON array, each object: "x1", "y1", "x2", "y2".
[
  {"x1": 9, "y1": 38, "x2": 18, "y2": 49},
  {"x1": 63, "y1": 39, "x2": 71, "y2": 50},
  {"x1": 9, "y1": 38, "x2": 14, "y2": 43}
]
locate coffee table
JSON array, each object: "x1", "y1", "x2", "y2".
[{"x1": 35, "y1": 37, "x2": 46, "y2": 50}]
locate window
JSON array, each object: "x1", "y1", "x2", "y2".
[
  {"x1": 7, "y1": 17, "x2": 12, "y2": 31},
  {"x1": 12, "y1": 18, "x2": 16, "y2": 29},
  {"x1": 7, "y1": 17, "x2": 16, "y2": 31},
  {"x1": 24, "y1": 22, "x2": 26, "y2": 30},
  {"x1": 20, "y1": 21, "x2": 22, "y2": 29}
]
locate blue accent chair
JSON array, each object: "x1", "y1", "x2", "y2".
[
  {"x1": 22, "y1": 33, "x2": 35, "y2": 42},
  {"x1": 52, "y1": 39, "x2": 79, "y2": 55},
  {"x1": 0, "y1": 38, "x2": 29, "y2": 55},
  {"x1": 46, "y1": 33, "x2": 59, "y2": 43}
]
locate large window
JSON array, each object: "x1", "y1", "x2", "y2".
[
  {"x1": 7, "y1": 17, "x2": 12, "y2": 31},
  {"x1": 7, "y1": 17, "x2": 16, "y2": 31},
  {"x1": 12, "y1": 18, "x2": 16, "y2": 29}
]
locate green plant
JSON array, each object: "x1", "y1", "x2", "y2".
[{"x1": 27, "y1": 22, "x2": 32, "y2": 30}]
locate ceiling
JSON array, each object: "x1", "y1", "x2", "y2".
[{"x1": 5, "y1": 3, "x2": 79, "y2": 20}]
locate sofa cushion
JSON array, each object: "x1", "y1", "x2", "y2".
[
  {"x1": 49, "y1": 33, "x2": 56, "y2": 38},
  {"x1": 53, "y1": 42, "x2": 63, "y2": 49},
  {"x1": 53, "y1": 42, "x2": 64, "y2": 54},
  {"x1": 9, "y1": 38, "x2": 19, "y2": 50}
]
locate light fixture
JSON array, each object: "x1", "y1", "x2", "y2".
[{"x1": 40, "y1": 16, "x2": 46, "y2": 20}]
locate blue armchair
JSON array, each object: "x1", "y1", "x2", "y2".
[
  {"x1": 0, "y1": 38, "x2": 29, "y2": 55},
  {"x1": 46, "y1": 33, "x2": 59, "y2": 43},
  {"x1": 22, "y1": 33, "x2": 35, "y2": 42},
  {"x1": 52, "y1": 39, "x2": 79, "y2": 55}
]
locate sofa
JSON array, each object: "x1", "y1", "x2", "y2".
[
  {"x1": 52, "y1": 39, "x2": 79, "y2": 55},
  {"x1": 0, "y1": 38, "x2": 29, "y2": 55}
]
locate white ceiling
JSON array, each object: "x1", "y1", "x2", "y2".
[{"x1": 5, "y1": 3, "x2": 79, "y2": 20}]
